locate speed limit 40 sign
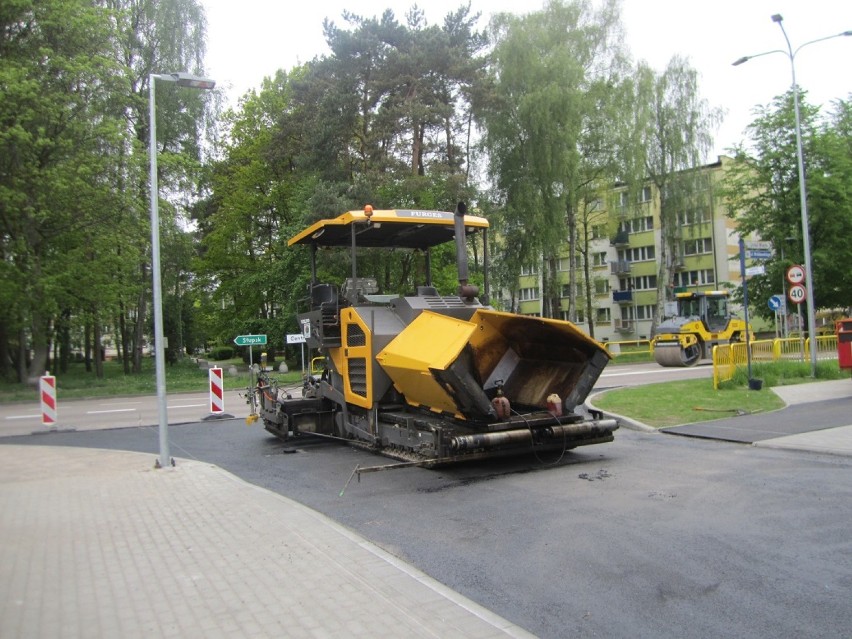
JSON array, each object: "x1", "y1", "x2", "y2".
[{"x1": 788, "y1": 283, "x2": 807, "y2": 304}]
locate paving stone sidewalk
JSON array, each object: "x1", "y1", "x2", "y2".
[{"x1": 0, "y1": 445, "x2": 533, "y2": 639}]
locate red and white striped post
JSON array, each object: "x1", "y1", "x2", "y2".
[
  {"x1": 209, "y1": 367, "x2": 225, "y2": 415},
  {"x1": 40, "y1": 372, "x2": 57, "y2": 428}
]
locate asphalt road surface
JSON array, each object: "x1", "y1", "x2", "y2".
[{"x1": 2, "y1": 410, "x2": 850, "y2": 639}]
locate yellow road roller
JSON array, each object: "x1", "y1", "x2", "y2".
[{"x1": 652, "y1": 290, "x2": 750, "y2": 367}]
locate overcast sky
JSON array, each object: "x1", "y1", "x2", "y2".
[{"x1": 202, "y1": 0, "x2": 852, "y2": 159}]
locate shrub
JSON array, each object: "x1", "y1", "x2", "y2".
[{"x1": 208, "y1": 346, "x2": 234, "y2": 361}]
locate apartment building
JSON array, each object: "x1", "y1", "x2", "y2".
[{"x1": 515, "y1": 155, "x2": 748, "y2": 341}]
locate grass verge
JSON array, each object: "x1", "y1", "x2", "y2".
[{"x1": 591, "y1": 378, "x2": 785, "y2": 428}]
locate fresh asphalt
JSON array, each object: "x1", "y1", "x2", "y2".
[{"x1": 2, "y1": 379, "x2": 852, "y2": 637}]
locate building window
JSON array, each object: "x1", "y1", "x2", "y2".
[
  {"x1": 592, "y1": 252, "x2": 607, "y2": 267},
  {"x1": 618, "y1": 245, "x2": 655, "y2": 262},
  {"x1": 620, "y1": 275, "x2": 657, "y2": 291},
  {"x1": 673, "y1": 269, "x2": 715, "y2": 287},
  {"x1": 520, "y1": 264, "x2": 538, "y2": 276},
  {"x1": 683, "y1": 238, "x2": 713, "y2": 255},
  {"x1": 677, "y1": 208, "x2": 711, "y2": 226},
  {"x1": 519, "y1": 287, "x2": 540, "y2": 301},
  {"x1": 595, "y1": 307, "x2": 611, "y2": 323},
  {"x1": 594, "y1": 279, "x2": 610, "y2": 295},
  {"x1": 635, "y1": 305, "x2": 656, "y2": 320},
  {"x1": 639, "y1": 186, "x2": 652, "y2": 203},
  {"x1": 618, "y1": 216, "x2": 653, "y2": 234},
  {"x1": 591, "y1": 224, "x2": 607, "y2": 239}
]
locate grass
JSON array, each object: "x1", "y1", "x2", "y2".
[
  {"x1": 0, "y1": 357, "x2": 305, "y2": 404},
  {"x1": 593, "y1": 359, "x2": 847, "y2": 428},
  {"x1": 591, "y1": 378, "x2": 785, "y2": 428}
]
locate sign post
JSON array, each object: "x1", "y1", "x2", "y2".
[
  {"x1": 287, "y1": 333, "x2": 307, "y2": 374},
  {"x1": 234, "y1": 335, "x2": 268, "y2": 415}
]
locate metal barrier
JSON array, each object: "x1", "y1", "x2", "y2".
[
  {"x1": 712, "y1": 336, "x2": 838, "y2": 389},
  {"x1": 602, "y1": 339, "x2": 652, "y2": 358}
]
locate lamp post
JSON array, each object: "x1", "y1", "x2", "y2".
[
  {"x1": 733, "y1": 16, "x2": 851, "y2": 377},
  {"x1": 149, "y1": 72, "x2": 215, "y2": 469}
]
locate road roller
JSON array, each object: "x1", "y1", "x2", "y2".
[
  {"x1": 253, "y1": 203, "x2": 618, "y2": 465},
  {"x1": 652, "y1": 290, "x2": 750, "y2": 367}
]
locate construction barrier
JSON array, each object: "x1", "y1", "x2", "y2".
[
  {"x1": 712, "y1": 335, "x2": 839, "y2": 389},
  {"x1": 40, "y1": 373, "x2": 57, "y2": 427},
  {"x1": 209, "y1": 367, "x2": 225, "y2": 414},
  {"x1": 603, "y1": 339, "x2": 653, "y2": 359}
]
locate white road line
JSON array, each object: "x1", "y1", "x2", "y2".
[
  {"x1": 87, "y1": 408, "x2": 137, "y2": 415},
  {"x1": 5, "y1": 414, "x2": 41, "y2": 420},
  {"x1": 600, "y1": 368, "x2": 707, "y2": 378},
  {"x1": 169, "y1": 403, "x2": 206, "y2": 409}
]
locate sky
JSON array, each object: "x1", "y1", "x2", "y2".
[{"x1": 202, "y1": 0, "x2": 852, "y2": 159}]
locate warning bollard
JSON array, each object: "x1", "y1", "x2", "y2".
[
  {"x1": 209, "y1": 367, "x2": 224, "y2": 414},
  {"x1": 40, "y1": 373, "x2": 57, "y2": 428}
]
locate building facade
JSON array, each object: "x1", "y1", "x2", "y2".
[{"x1": 515, "y1": 155, "x2": 750, "y2": 341}]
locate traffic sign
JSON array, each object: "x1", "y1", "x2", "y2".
[
  {"x1": 768, "y1": 295, "x2": 784, "y2": 311},
  {"x1": 788, "y1": 284, "x2": 807, "y2": 304},
  {"x1": 745, "y1": 265, "x2": 765, "y2": 277},
  {"x1": 286, "y1": 333, "x2": 306, "y2": 344},
  {"x1": 234, "y1": 334, "x2": 267, "y2": 346},
  {"x1": 786, "y1": 265, "x2": 805, "y2": 285}
]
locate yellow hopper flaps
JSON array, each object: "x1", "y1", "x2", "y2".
[
  {"x1": 467, "y1": 310, "x2": 609, "y2": 412},
  {"x1": 376, "y1": 309, "x2": 610, "y2": 421},
  {"x1": 375, "y1": 311, "x2": 486, "y2": 418}
]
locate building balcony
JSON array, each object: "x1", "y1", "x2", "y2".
[
  {"x1": 610, "y1": 230, "x2": 629, "y2": 247},
  {"x1": 612, "y1": 290, "x2": 633, "y2": 304},
  {"x1": 610, "y1": 260, "x2": 631, "y2": 275}
]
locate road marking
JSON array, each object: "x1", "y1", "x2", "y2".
[
  {"x1": 6, "y1": 414, "x2": 41, "y2": 420},
  {"x1": 170, "y1": 403, "x2": 206, "y2": 409},
  {"x1": 87, "y1": 408, "x2": 137, "y2": 415},
  {"x1": 600, "y1": 367, "x2": 707, "y2": 378}
]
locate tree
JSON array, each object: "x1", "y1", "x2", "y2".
[
  {"x1": 722, "y1": 93, "x2": 852, "y2": 321},
  {"x1": 0, "y1": 0, "x2": 127, "y2": 382},
  {"x1": 476, "y1": 0, "x2": 633, "y2": 335},
  {"x1": 631, "y1": 56, "x2": 721, "y2": 335}
]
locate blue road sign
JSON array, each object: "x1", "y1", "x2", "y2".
[{"x1": 768, "y1": 295, "x2": 783, "y2": 311}]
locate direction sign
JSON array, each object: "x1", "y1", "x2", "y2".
[
  {"x1": 745, "y1": 265, "x2": 765, "y2": 277},
  {"x1": 788, "y1": 284, "x2": 807, "y2": 305},
  {"x1": 786, "y1": 265, "x2": 806, "y2": 285},
  {"x1": 234, "y1": 334, "x2": 267, "y2": 346},
  {"x1": 747, "y1": 249, "x2": 773, "y2": 260},
  {"x1": 286, "y1": 333, "x2": 306, "y2": 344},
  {"x1": 768, "y1": 295, "x2": 784, "y2": 311}
]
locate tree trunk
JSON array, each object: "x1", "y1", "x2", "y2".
[
  {"x1": 17, "y1": 328, "x2": 27, "y2": 383},
  {"x1": 27, "y1": 309, "x2": 51, "y2": 384},
  {"x1": 0, "y1": 319, "x2": 11, "y2": 381},
  {"x1": 567, "y1": 201, "x2": 578, "y2": 323},
  {"x1": 93, "y1": 307, "x2": 104, "y2": 378},
  {"x1": 133, "y1": 263, "x2": 147, "y2": 373},
  {"x1": 84, "y1": 318, "x2": 92, "y2": 372}
]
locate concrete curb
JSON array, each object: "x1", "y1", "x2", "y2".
[{"x1": 585, "y1": 390, "x2": 658, "y2": 434}]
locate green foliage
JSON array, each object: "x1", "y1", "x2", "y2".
[
  {"x1": 721, "y1": 95, "x2": 852, "y2": 318},
  {"x1": 718, "y1": 360, "x2": 845, "y2": 389},
  {"x1": 207, "y1": 346, "x2": 234, "y2": 361}
]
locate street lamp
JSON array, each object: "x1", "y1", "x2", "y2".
[
  {"x1": 149, "y1": 72, "x2": 215, "y2": 469},
  {"x1": 733, "y1": 16, "x2": 851, "y2": 377}
]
